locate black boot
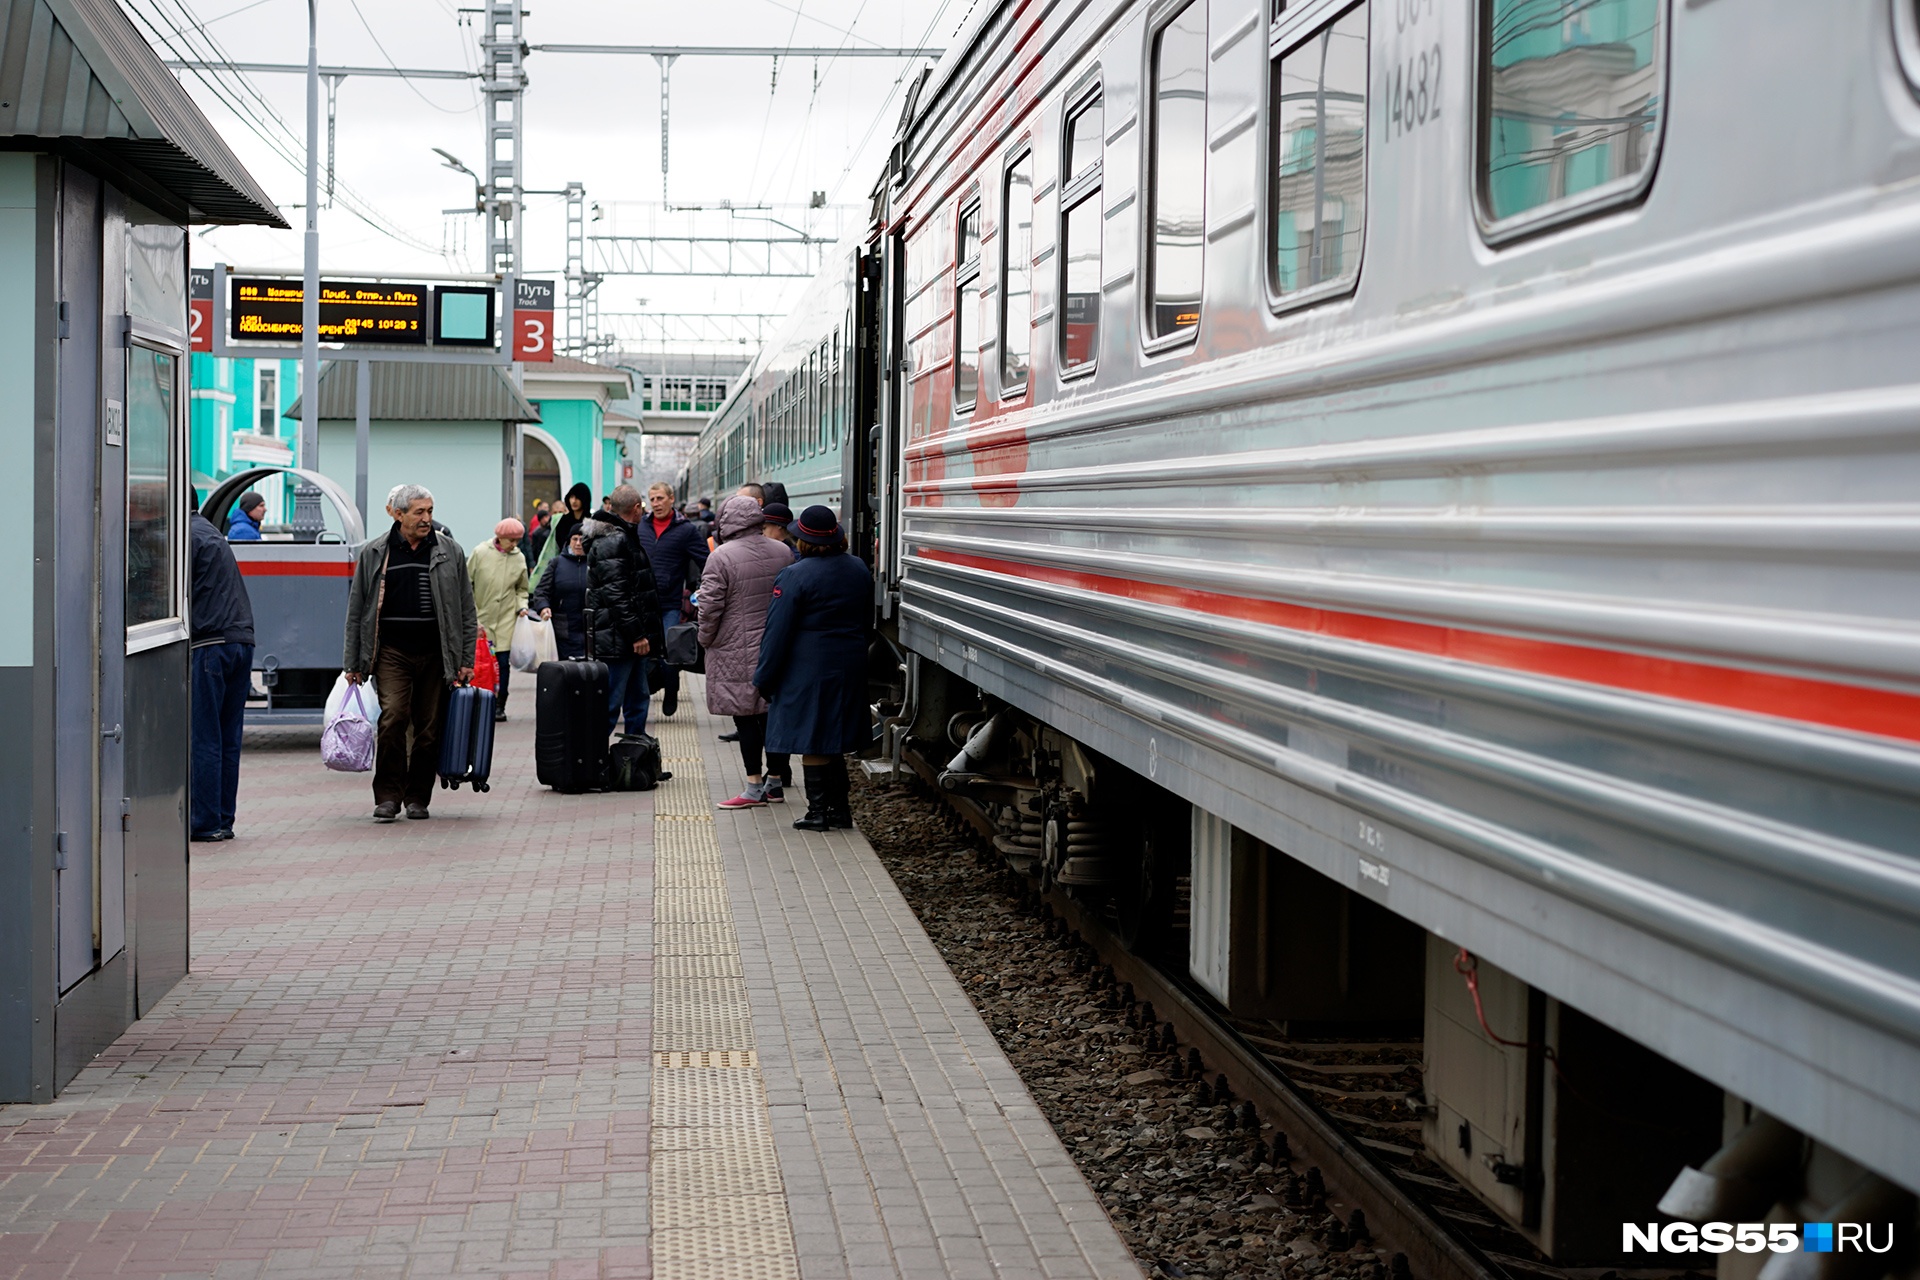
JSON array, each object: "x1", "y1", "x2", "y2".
[
  {"x1": 792, "y1": 764, "x2": 832, "y2": 831},
  {"x1": 824, "y1": 757, "x2": 854, "y2": 830}
]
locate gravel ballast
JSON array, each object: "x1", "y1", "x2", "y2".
[{"x1": 853, "y1": 772, "x2": 1405, "y2": 1280}]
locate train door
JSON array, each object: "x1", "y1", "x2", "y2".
[
  {"x1": 851, "y1": 242, "x2": 884, "y2": 574},
  {"x1": 872, "y1": 228, "x2": 906, "y2": 612}
]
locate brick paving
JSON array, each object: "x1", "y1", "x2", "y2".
[
  {"x1": 699, "y1": 722, "x2": 1141, "y2": 1280},
  {"x1": 0, "y1": 713, "x2": 657, "y2": 1280},
  {"x1": 0, "y1": 681, "x2": 1140, "y2": 1280}
]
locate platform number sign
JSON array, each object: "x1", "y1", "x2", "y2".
[
  {"x1": 189, "y1": 267, "x2": 213, "y2": 352},
  {"x1": 513, "y1": 279, "x2": 555, "y2": 363}
]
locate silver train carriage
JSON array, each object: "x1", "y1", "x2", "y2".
[{"x1": 689, "y1": 0, "x2": 1920, "y2": 1252}]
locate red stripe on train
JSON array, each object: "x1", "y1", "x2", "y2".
[
  {"x1": 237, "y1": 561, "x2": 355, "y2": 578},
  {"x1": 917, "y1": 548, "x2": 1920, "y2": 746}
]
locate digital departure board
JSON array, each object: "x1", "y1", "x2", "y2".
[{"x1": 229, "y1": 278, "x2": 428, "y2": 345}]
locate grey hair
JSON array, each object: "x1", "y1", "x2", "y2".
[
  {"x1": 609, "y1": 483, "x2": 643, "y2": 516},
  {"x1": 386, "y1": 483, "x2": 434, "y2": 512}
]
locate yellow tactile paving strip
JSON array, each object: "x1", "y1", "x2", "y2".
[{"x1": 649, "y1": 718, "x2": 801, "y2": 1280}]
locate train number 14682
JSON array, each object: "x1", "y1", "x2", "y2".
[{"x1": 1383, "y1": 44, "x2": 1441, "y2": 142}]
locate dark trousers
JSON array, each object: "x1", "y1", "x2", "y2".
[
  {"x1": 733, "y1": 714, "x2": 790, "y2": 782},
  {"x1": 495, "y1": 665, "x2": 510, "y2": 718},
  {"x1": 648, "y1": 607, "x2": 682, "y2": 702},
  {"x1": 606, "y1": 656, "x2": 649, "y2": 736},
  {"x1": 372, "y1": 647, "x2": 448, "y2": 808},
  {"x1": 190, "y1": 641, "x2": 252, "y2": 835}
]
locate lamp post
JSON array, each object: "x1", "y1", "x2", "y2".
[{"x1": 301, "y1": 0, "x2": 319, "y2": 472}]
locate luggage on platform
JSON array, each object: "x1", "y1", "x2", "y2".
[
  {"x1": 536, "y1": 659, "x2": 610, "y2": 793},
  {"x1": 607, "y1": 732, "x2": 663, "y2": 792},
  {"x1": 437, "y1": 685, "x2": 496, "y2": 791}
]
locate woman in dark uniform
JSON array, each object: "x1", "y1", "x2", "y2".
[{"x1": 754, "y1": 505, "x2": 873, "y2": 831}]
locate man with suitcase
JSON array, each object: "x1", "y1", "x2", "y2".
[{"x1": 343, "y1": 484, "x2": 478, "y2": 823}]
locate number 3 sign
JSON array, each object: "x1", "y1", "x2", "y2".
[{"x1": 512, "y1": 279, "x2": 555, "y2": 363}]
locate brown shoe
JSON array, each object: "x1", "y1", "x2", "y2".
[
  {"x1": 405, "y1": 804, "x2": 431, "y2": 820},
  {"x1": 373, "y1": 802, "x2": 400, "y2": 823}
]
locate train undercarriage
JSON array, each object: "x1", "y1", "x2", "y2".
[{"x1": 868, "y1": 653, "x2": 1920, "y2": 1279}]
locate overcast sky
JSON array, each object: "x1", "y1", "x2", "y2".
[{"x1": 161, "y1": 0, "x2": 959, "y2": 351}]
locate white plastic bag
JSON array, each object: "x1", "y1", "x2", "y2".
[
  {"x1": 321, "y1": 682, "x2": 377, "y2": 773},
  {"x1": 533, "y1": 617, "x2": 558, "y2": 666},
  {"x1": 513, "y1": 616, "x2": 558, "y2": 670},
  {"x1": 509, "y1": 617, "x2": 543, "y2": 671},
  {"x1": 323, "y1": 671, "x2": 379, "y2": 728}
]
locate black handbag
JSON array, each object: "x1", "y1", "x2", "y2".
[{"x1": 664, "y1": 620, "x2": 704, "y2": 673}]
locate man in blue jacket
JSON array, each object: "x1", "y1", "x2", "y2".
[
  {"x1": 226, "y1": 491, "x2": 266, "y2": 541},
  {"x1": 637, "y1": 481, "x2": 708, "y2": 717},
  {"x1": 190, "y1": 503, "x2": 255, "y2": 840}
]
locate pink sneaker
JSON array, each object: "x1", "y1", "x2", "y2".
[{"x1": 718, "y1": 781, "x2": 769, "y2": 809}]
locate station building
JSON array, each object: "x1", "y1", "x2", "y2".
[
  {"x1": 0, "y1": 0, "x2": 282, "y2": 1100},
  {"x1": 187, "y1": 352, "x2": 301, "y2": 521},
  {"x1": 269, "y1": 354, "x2": 634, "y2": 544}
]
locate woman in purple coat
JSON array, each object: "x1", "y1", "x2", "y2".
[{"x1": 698, "y1": 494, "x2": 798, "y2": 808}]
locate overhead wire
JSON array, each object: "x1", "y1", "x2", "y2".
[
  {"x1": 345, "y1": 0, "x2": 480, "y2": 115},
  {"x1": 128, "y1": 0, "x2": 442, "y2": 255},
  {"x1": 823, "y1": 0, "x2": 957, "y2": 206},
  {"x1": 744, "y1": 0, "x2": 810, "y2": 199}
]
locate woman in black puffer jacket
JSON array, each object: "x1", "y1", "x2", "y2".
[{"x1": 527, "y1": 529, "x2": 591, "y2": 658}]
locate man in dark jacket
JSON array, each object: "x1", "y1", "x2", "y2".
[
  {"x1": 189, "y1": 506, "x2": 255, "y2": 841},
  {"x1": 636, "y1": 481, "x2": 708, "y2": 717},
  {"x1": 343, "y1": 484, "x2": 478, "y2": 822},
  {"x1": 582, "y1": 484, "x2": 665, "y2": 737}
]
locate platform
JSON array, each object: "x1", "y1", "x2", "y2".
[{"x1": 0, "y1": 680, "x2": 1141, "y2": 1280}]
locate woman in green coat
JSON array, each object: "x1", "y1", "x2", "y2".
[{"x1": 469, "y1": 518, "x2": 530, "y2": 721}]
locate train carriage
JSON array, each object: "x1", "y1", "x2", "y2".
[{"x1": 690, "y1": 0, "x2": 1920, "y2": 1255}]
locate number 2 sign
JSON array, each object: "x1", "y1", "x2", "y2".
[{"x1": 512, "y1": 279, "x2": 555, "y2": 363}]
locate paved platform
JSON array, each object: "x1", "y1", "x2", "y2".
[{"x1": 0, "y1": 679, "x2": 1140, "y2": 1280}]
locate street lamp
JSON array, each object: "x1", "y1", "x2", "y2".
[
  {"x1": 301, "y1": 0, "x2": 318, "y2": 471},
  {"x1": 433, "y1": 148, "x2": 485, "y2": 215}
]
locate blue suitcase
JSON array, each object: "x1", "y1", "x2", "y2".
[{"x1": 438, "y1": 685, "x2": 495, "y2": 792}]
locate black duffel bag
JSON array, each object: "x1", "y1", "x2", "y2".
[{"x1": 664, "y1": 620, "x2": 704, "y2": 673}]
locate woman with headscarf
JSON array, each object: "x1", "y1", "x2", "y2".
[
  {"x1": 469, "y1": 517, "x2": 530, "y2": 721},
  {"x1": 528, "y1": 526, "x2": 592, "y2": 660},
  {"x1": 699, "y1": 494, "x2": 797, "y2": 808},
  {"x1": 529, "y1": 481, "x2": 592, "y2": 584},
  {"x1": 753, "y1": 505, "x2": 873, "y2": 831}
]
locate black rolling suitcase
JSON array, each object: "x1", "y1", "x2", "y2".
[
  {"x1": 536, "y1": 660, "x2": 609, "y2": 792},
  {"x1": 438, "y1": 685, "x2": 495, "y2": 791}
]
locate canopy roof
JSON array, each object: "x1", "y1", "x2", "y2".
[
  {"x1": 289, "y1": 360, "x2": 542, "y2": 423},
  {"x1": 0, "y1": 0, "x2": 285, "y2": 226}
]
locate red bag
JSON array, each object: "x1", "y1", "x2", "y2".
[{"x1": 471, "y1": 634, "x2": 499, "y2": 692}]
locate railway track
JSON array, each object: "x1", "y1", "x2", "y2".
[{"x1": 886, "y1": 744, "x2": 1671, "y2": 1280}]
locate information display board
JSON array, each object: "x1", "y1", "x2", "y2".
[
  {"x1": 433, "y1": 286, "x2": 497, "y2": 347},
  {"x1": 230, "y1": 278, "x2": 428, "y2": 345}
]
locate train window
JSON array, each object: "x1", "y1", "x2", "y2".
[
  {"x1": 1477, "y1": 0, "x2": 1667, "y2": 238},
  {"x1": 1269, "y1": 1, "x2": 1369, "y2": 303},
  {"x1": 1060, "y1": 90, "x2": 1103, "y2": 377},
  {"x1": 817, "y1": 341, "x2": 830, "y2": 452},
  {"x1": 1148, "y1": 0, "x2": 1207, "y2": 342},
  {"x1": 1000, "y1": 150, "x2": 1033, "y2": 393},
  {"x1": 1900, "y1": 0, "x2": 1920, "y2": 93},
  {"x1": 955, "y1": 195, "x2": 983, "y2": 413}
]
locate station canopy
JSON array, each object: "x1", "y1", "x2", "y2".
[
  {"x1": 0, "y1": 0, "x2": 285, "y2": 226},
  {"x1": 289, "y1": 360, "x2": 542, "y2": 423}
]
